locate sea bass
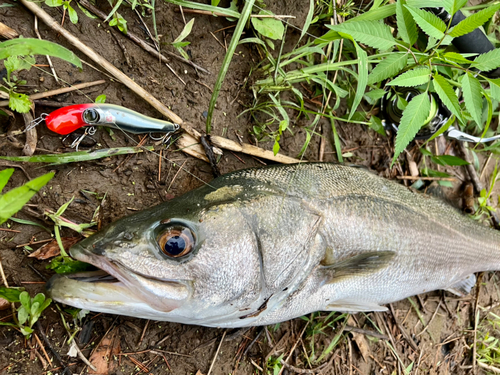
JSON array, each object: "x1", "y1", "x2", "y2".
[{"x1": 47, "y1": 163, "x2": 500, "y2": 327}]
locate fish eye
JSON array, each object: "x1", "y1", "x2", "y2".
[{"x1": 157, "y1": 226, "x2": 195, "y2": 258}]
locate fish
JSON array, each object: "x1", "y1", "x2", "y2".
[{"x1": 47, "y1": 163, "x2": 500, "y2": 327}]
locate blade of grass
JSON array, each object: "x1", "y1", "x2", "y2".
[
  {"x1": 0, "y1": 146, "x2": 153, "y2": 165},
  {"x1": 164, "y1": 0, "x2": 240, "y2": 19},
  {"x1": 330, "y1": 116, "x2": 343, "y2": 163},
  {"x1": 206, "y1": 0, "x2": 255, "y2": 133}
]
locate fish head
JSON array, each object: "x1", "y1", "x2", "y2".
[{"x1": 47, "y1": 186, "x2": 264, "y2": 325}]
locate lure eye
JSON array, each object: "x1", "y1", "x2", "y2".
[
  {"x1": 83, "y1": 108, "x2": 100, "y2": 124},
  {"x1": 157, "y1": 226, "x2": 195, "y2": 258}
]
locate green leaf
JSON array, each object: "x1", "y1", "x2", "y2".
[
  {"x1": 432, "y1": 73, "x2": 463, "y2": 124},
  {"x1": 349, "y1": 40, "x2": 368, "y2": 120},
  {"x1": 109, "y1": 12, "x2": 128, "y2": 34},
  {"x1": 251, "y1": 13, "x2": 285, "y2": 40},
  {"x1": 396, "y1": 0, "x2": 418, "y2": 45},
  {"x1": 472, "y1": 48, "x2": 500, "y2": 72},
  {"x1": 442, "y1": 52, "x2": 472, "y2": 64},
  {"x1": 364, "y1": 89, "x2": 386, "y2": 104},
  {"x1": 487, "y1": 78, "x2": 500, "y2": 102},
  {"x1": 211, "y1": 0, "x2": 221, "y2": 5},
  {"x1": 431, "y1": 155, "x2": 469, "y2": 166},
  {"x1": 367, "y1": 53, "x2": 408, "y2": 85},
  {"x1": 18, "y1": 306, "x2": 28, "y2": 326},
  {"x1": 19, "y1": 291, "x2": 31, "y2": 312},
  {"x1": 0, "y1": 39, "x2": 81, "y2": 68},
  {"x1": 173, "y1": 18, "x2": 194, "y2": 44},
  {"x1": 239, "y1": 37, "x2": 266, "y2": 47},
  {"x1": 393, "y1": 92, "x2": 431, "y2": 165},
  {"x1": 369, "y1": 115, "x2": 386, "y2": 136},
  {"x1": 47, "y1": 256, "x2": 94, "y2": 274},
  {"x1": 0, "y1": 172, "x2": 54, "y2": 225},
  {"x1": 461, "y1": 72, "x2": 483, "y2": 126},
  {"x1": 45, "y1": 0, "x2": 63, "y2": 6},
  {"x1": 5, "y1": 55, "x2": 35, "y2": 75},
  {"x1": 449, "y1": 3, "x2": 500, "y2": 38},
  {"x1": 387, "y1": 67, "x2": 430, "y2": 87},
  {"x1": 442, "y1": 0, "x2": 468, "y2": 16},
  {"x1": 0, "y1": 286, "x2": 24, "y2": 302},
  {"x1": 327, "y1": 20, "x2": 396, "y2": 50},
  {"x1": 0, "y1": 168, "x2": 14, "y2": 193},
  {"x1": 66, "y1": 3, "x2": 79, "y2": 24},
  {"x1": 405, "y1": 6, "x2": 446, "y2": 40},
  {"x1": 273, "y1": 139, "x2": 280, "y2": 155},
  {"x1": 95, "y1": 94, "x2": 106, "y2": 103},
  {"x1": 300, "y1": 0, "x2": 314, "y2": 42},
  {"x1": 9, "y1": 92, "x2": 31, "y2": 113}
]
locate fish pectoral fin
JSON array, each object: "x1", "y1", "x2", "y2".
[
  {"x1": 324, "y1": 251, "x2": 396, "y2": 283},
  {"x1": 326, "y1": 299, "x2": 388, "y2": 313},
  {"x1": 445, "y1": 274, "x2": 477, "y2": 297}
]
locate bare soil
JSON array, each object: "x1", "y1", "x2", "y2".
[{"x1": 1, "y1": 1, "x2": 499, "y2": 374}]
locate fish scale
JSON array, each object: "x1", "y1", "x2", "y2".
[{"x1": 47, "y1": 163, "x2": 500, "y2": 327}]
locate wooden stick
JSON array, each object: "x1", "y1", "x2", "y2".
[
  {"x1": 0, "y1": 22, "x2": 18, "y2": 39},
  {"x1": 19, "y1": 0, "x2": 183, "y2": 125},
  {"x1": 78, "y1": 0, "x2": 209, "y2": 74},
  {"x1": 0, "y1": 80, "x2": 105, "y2": 107}
]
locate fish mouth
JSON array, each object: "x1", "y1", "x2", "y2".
[{"x1": 47, "y1": 244, "x2": 190, "y2": 318}]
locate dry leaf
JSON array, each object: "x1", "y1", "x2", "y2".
[
  {"x1": 347, "y1": 316, "x2": 370, "y2": 362},
  {"x1": 0, "y1": 297, "x2": 10, "y2": 311},
  {"x1": 88, "y1": 327, "x2": 121, "y2": 375},
  {"x1": 28, "y1": 237, "x2": 80, "y2": 260},
  {"x1": 195, "y1": 371, "x2": 205, "y2": 375}
]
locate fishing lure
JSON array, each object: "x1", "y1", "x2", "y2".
[{"x1": 30, "y1": 104, "x2": 180, "y2": 136}]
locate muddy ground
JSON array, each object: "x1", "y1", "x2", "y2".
[{"x1": 1, "y1": 1, "x2": 500, "y2": 374}]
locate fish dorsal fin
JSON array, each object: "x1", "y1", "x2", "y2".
[
  {"x1": 323, "y1": 251, "x2": 396, "y2": 283},
  {"x1": 446, "y1": 274, "x2": 477, "y2": 297},
  {"x1": 326, "y1": 299, "x2": 388, "y2": 312}
]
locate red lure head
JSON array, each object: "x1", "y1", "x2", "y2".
[{"x1": 45, "y1": 104, "x2": 94, "y2": 135}]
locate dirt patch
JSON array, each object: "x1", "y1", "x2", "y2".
[{"x1": 1, "y1": 1, "x2": 499, "y2": 375}]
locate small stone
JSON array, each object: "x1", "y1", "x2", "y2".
[
  {"x1": 124, "y1": 170, "x2": 132, "y2": 176},
  {"x1": 39, "y1": 77, "x2": 44, "y2": 82},
  {"x1": 146, "y1": 184, "x2": 155, "y2": 190}
]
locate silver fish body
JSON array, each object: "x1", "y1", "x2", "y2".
[{"x1": 47, "y1": 163, "x2": 500, "y2": 327}]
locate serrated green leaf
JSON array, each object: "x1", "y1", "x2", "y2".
[
  {"x1": 396, "y1": 0, "x2": 418, "y2": 45},
  {"x1": 0, "y1": 172, "x2": 54, "y2": 225},
  {"x1": 393, "y1": 92, "x2": 430, "y2": 165},
  {"x1": 9, "y1": 92, "x2": 31, "y2": 113},
  {"x1": 251, "y1": 13, "x2": 285, "y2": 40},
  {"x1": 442, "y1": 0, "x2": 467, "y2": 16},
  {"x1": 487, "y1": 78, "x2": 500, "y2": 102},
  {"x1": 449, "y1": 3, "x2": 500, "y2": 38},
  {"x1": 443, "y1": 52, "x2": 472, "y2": 64},
  {"x1": 472, "y1": 48, "x2": 500, "y2": 72},
  {"x1": 387, "y1": 67, "x2": 430, "y2": 87},
  {"x1": 405, "y1": 6, "x2": 446, "y2": 39},
  {"x1": 432, "y1": 73, "x2": 464, "y2": 124},
  {"x1": 349, "y1": 40, "x2": 368, "y2": 120},
  {"x1": 461, "y1": 72, "x2": 483, "y2": 126},
  {"x1": 0, "y1": 168, "x2": 14, "y2": 193},
  {"x1": 327, "y1": 20, "x2": 395, "y2": 50},
  {"x1": 368, "y1": 53, "x2": 408, "y2": 85}
]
